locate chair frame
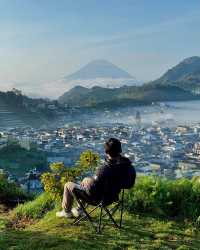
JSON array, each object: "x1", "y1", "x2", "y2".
[{"x1": 72, "y1": 189, "x2": 125, "y2": 233}]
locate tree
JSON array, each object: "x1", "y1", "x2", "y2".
[
  {"x1": 41, "y1": 151, "x2": 100, "y2": 201},
  {"x1": 41, "y1": 162, "x2": 81, "y2": 201},
  {"x1": 78, "y1": 150, "x2": 100, "y2": 172}
]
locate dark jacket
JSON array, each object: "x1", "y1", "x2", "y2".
[{"x1": 88, "y1": 155, "x2": 133, "y2": 204}]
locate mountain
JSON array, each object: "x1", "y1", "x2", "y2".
[
  {"x1": 43, "y1": 60, "x2": 141, "y2": 98},
  {"x1": 65, "y1": 59, "x2": 133, "y2": 80},
  {"x1": 150, "y1": 56, "x2": 200, "y2": 93},
  {"x1": 58, "y1": 59, "x2": 140, "y2": 91},
  {"x1": 58, "y1": 57, "x2": 200, "y2": 108}
]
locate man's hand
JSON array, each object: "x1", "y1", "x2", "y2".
[{"x1": 80, "y1": 177, "x2": 94, "y2": 189}]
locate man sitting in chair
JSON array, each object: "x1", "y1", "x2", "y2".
[{"x1": 56, "y1": 138, "x2": 134, "y2": 218}]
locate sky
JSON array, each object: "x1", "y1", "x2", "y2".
[{"x1": 0, "y1": 0, "x2": 200, "y2": 98}]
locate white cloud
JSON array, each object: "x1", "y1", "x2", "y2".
[{"x1": 0, "y1": 76, "x2": 142, "y2": 99}]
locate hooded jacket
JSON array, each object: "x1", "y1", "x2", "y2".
[{"x1": 87, "y1": 155, "x2": 133, "y2": 204}]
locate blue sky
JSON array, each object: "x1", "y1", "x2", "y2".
[{"x1": 0, "y1": 0, "x2": 200, "y2": 97}]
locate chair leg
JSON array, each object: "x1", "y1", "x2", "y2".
[
  {"x1": 73, "y1": 197, "x2": 97, "y2": 232},
  {"x1": 97, "y1": 204, "x2": 103, "y2": 234},
  {"x1": 103, "y1": 206, "x2": 120, "y2": 229},
  {"x1": 120, "y1": 190, "x2": 124, "y2": 228},
  {"x1": 71, "y1": 191, "x2": 125, "y2": 233},
  {"x1": 110, "y1": 203, "x2": 120, "y2": 217},
  {"x1": 73, "y1": 204, "x2": 100, "y2": 225}
]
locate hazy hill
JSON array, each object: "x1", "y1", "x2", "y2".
[
  {"x1": 150, "y1": 56, "x2": 200, "y2": 92},
  {"x1": 59, "y1": 85, "x2": 90, "y2": 104},
  {"x1": 58, "y1": 84, "x2": 197, "y2": 108}
]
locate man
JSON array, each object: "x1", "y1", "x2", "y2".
[{"x1": 56, "y1": 138, "x2": 134, "y2": 218}]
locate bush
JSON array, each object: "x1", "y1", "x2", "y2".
[
  {"x1": 12, "y1": 192, "x2": 54, "y2": 220},
  {"x1": 41, "y1": 151, "x2": 100, "y2": 201},
  {"x1": 0, "y1": 173, "x2": 28, "y2": 204},
  {"x1": 41, "y1": 162, "x2": 82, "y2": 201},
  {"x1": 125, "y1": 176, "x2": 200, "y2": 221}
]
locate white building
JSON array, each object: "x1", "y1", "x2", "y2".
[{"x1": 19, "y1": 137, "x2": 31, "y2": 150}]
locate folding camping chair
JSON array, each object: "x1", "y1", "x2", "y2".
[
  {"x1": 72, "y1": 188, "x2": 125, "y2": 234},
  {"x1": 73, "y1": 189, "x2": 124, "y2": 233}
]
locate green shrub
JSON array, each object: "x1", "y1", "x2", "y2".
[
  {"x1": 125, "y1": 176, "x2": 200, "y2": 221},
  {"x1": 41, "y1": 151, "x2": 100, "y2": 201},
  {"x1": 125, "y1": 175, "x2": 157, "y2": 212},
  {"x1": 77, "y1": 150, "x2": 100, "y2": 171},
  {"x1": 41, "y1": 162, "x2": 82, "y2": 201},
  {"x1": 12, "y1": 192, "x2": 54, "y2": 220},
  {"x1": 0, "y1": 173, "x2": 28, "y2": 204}
]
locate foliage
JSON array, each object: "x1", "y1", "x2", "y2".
[
  {"x1": 77, "y1": 150, "x2": 100, "y2": 171},
  {"x1": 11, "y1": 192, "x2": 54, "y2": 220},
  {"x1": 125, "y1": 175, "x2": 200, "y2": 221},
  {"x1": 0, "y1": 144, "x2": 47, "y2": 177},
  {"x1": 41, "y1": 162, "x2": 81, "y2": 201},
  {"x1": 0, "y1": 173, "x2": 28, "y2": 204},
  {"x1": 41, "y1": 151, "x2": 100, "y2": 201}
]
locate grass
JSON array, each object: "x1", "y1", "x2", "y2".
[
  {"x1": 2, "y1": 174, "x2": 200, "y2": 250},
  {"x1": 11, "y1": 192, "x2": 54, "y2": 220},
  {"x1": 1, "y1": 207, "x2": 200, "y2": 250}
]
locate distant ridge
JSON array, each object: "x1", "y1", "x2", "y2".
[
  {"x1": 58, "y1": 84, "x2": 197, "y2": 107},
  {"x1": 58, "y1": 85, "x2": 90, "y2": 104},
  {"x1": 150, "y1": 56, "x2": 200, "y2": 93}
]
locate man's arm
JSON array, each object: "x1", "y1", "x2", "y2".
[
  {"x1": 91, "y1": 165, "x2": 109, "y2": 190},
  {"x1": 80, "y1": 166, "x2": 107, "y2": 189},
  {"x1": 80, "y1": 177, "x2": 95, "y2": 189}
]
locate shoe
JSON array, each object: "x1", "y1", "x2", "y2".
[
  {"x1": 56, "y1": 210, "x2": 74, "y2": 218},
  {"x1": 71, "y1": 207, "x2": 84, "y2": 218}
]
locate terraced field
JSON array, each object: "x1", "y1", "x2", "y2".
[
  {"x1": 0, "y1": 100, "x2": 26, "y2": 128},
  {"x1": 0, "y1": 99, "x2": 49, "y2": 128}
]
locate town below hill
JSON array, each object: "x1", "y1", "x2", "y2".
[{"x1": 1, "y1": 121, "x2": 200, "y2": 194}]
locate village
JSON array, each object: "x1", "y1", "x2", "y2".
[{"x1": 1, "y1": 116, "x2": 200, "y2": 194}]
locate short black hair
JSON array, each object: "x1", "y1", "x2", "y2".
[{"x1": 104, "y1": 138, "x2": 122, "y2": 157}]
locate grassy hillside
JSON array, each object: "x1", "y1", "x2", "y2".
[
  {"x1": 1, "y1": 175, "x2": 200, "y2": 249},
  {"x1": 1, "y1": 206, "x2": 200, "y2": 250}
]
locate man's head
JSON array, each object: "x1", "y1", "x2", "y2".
[{"x1": 104, "y1": 138, "x2": 122, "y2": 158}]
